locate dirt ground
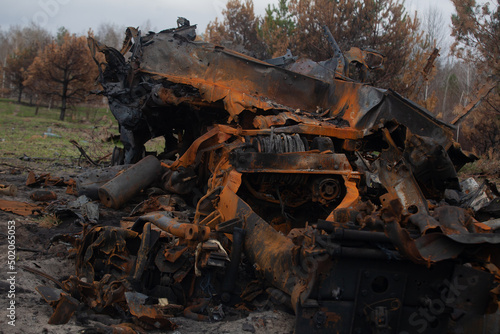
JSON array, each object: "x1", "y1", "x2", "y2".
[{"x1": 0, "y1": 159, "x2": 295, "y2": 334}]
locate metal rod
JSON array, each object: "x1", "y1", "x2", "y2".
[{"x1": 316, "y1": 222, "x2": 391, "y2": 243}]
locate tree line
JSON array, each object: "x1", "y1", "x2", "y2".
[
  {"x1": 0, "y1": 23, "x2": 123, "y2": 121},
  {"x1": 0, "y1": 0, "x2": 498, "y2": 159}
]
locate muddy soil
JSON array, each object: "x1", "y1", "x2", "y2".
[{"x1": 0, "y1": 159, "x2": 294, "y2": 334}]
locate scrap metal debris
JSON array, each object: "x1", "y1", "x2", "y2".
[
  {"x1": 30, "y1": 21, "x2": 500, "y2": 333},
  {"x1": 30, "y1": 190, "x2": 58, "y2": 202},
  {"x1": 0, "y1": 199, "x2": 42, "y2": 216},
  {"x1": 0, "y1": 184, "x2": 18, "y2": 196},
  {"x1": 98, "y1": 155, "x2": 161, "y2": 209},
  {"x1": 75, "y1": 164, "x2": 130, "y2": 199},
  {"x1": 26, "y1": 171, "x2": 71, "y2": 188}
]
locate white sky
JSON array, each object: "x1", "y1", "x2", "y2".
[{"x1": 1, "y1": 0, "x2": 458, "y2": 37}]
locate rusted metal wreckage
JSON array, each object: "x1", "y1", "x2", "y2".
[{"x1": 35, "y1": 22, "x2": 500, "y2": 333}]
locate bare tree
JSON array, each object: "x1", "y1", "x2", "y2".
[
  {"x1": 140, "y1": 19, "x2": 155, "y2": 33},
  {"x1": 421, "y1": 5, "x2": 449, "y2": 52},
  {"x1": 0, "y1": 27, "x2": 11, "y2": 96},
  {"x1": 96, "y1": 23, "x2": 124, "y2": 49}
]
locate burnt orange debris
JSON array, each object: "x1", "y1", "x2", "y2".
[
  {"x1": 30, "y1": 190, "x2": 57, "y2": 202},
  {"x1": 35, "y1": 286, "x2": 80, "y2": 325},
  {"x1": 26, "y1": 171, "x2": 69, "y2": 187},
  {"x1": 0, "y1": 199, "x2": 41, "y2": 216},
  {"x1": 65, "y1": 179, "x2": 77, "y2": 195}
]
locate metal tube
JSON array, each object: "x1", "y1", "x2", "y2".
[
  {"x1": 337, "y1": 246, "x2": 399, "y2": 260},
  {"x1": 183, "y1": 299, "x2": 209, "y2": 321},
  {"x1": 98, "y1": 155, "x2": 161, "y2": 209},
  {"x1": 316, "y1": 221, "x2": 392, "y2": 243},
  {"x1": 137, "y1": 213, "x2": 210, "y2": 241}
]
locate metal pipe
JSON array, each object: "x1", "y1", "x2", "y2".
[
  {"x1": 136, "y1": 213, "x2": 210, "y2": 241},
  {"x1": 336, "y1": 245, "x2": 399, "y2": 260},
  {"x1": 316, "y1": 235, "x2": 399, "y2": 260},
  {"x1": 183, "y1": 298, "x2": 209, "y2": 321},
  {"x1": 98, "y1": 155, "x2": 161, "y2": 209},
  {"x1": 315, "y1": 222, "x2": 391, "y2": 243}
]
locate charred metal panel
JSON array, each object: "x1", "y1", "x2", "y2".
[{"x1": 88, "y1": 23, "x2": 461, "y2": 164}]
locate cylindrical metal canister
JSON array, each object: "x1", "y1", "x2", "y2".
[{"x1": 98, "y1": 155, "x2": 161, "y2": 209}]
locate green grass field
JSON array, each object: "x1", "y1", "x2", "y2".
[
  {"x1": 0, "y1": 98, "x2": 165, "y2": 166},
  {"x1": 0, "y1": 98, "x2": 119, "y2": 163}
]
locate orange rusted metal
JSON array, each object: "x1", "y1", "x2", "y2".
[
  {"x1": 139, "y1": 213, "x2": 210, "y2": 241},
  {"x1": 125, "y1": 291, "x2": 178, "y2": 330},
  {"x1": 183, "y1": 298, "x2": 209, "y2": 321},
  {"x1": 30, "y1": 190, "x2": 57, "y2": 202},
  {"x1": 35, "y1": 287, "x2": 79, "y2": 325},
  {"x1": 0, "y1": 199, "x2": 41, "y2": 216},
  {"x1": 26, "y1": 171, "x2": 68, "y2": 187}
]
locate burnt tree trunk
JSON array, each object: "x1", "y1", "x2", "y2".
[
  {"x1": 17, "y1": 83, "x2": 23, "y2": 103},
  {"x1": 59, "y1": 74, "x2": 69, "y2": 121},
  {"x1": 60, "y1": 94, "x2": 67, "y2": 120}
]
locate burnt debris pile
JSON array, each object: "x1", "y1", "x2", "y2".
[{"x1": 29, "y1": 21, "x2": 500, "y2": 333}]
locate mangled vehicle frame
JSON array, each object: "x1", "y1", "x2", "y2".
[{"x1": 72, "y1": 22, "x2": 500, "y2": 333}]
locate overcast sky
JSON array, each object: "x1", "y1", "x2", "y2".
[{"x1": 2, "y1": 0, "x2": 457, "y2": 37}]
